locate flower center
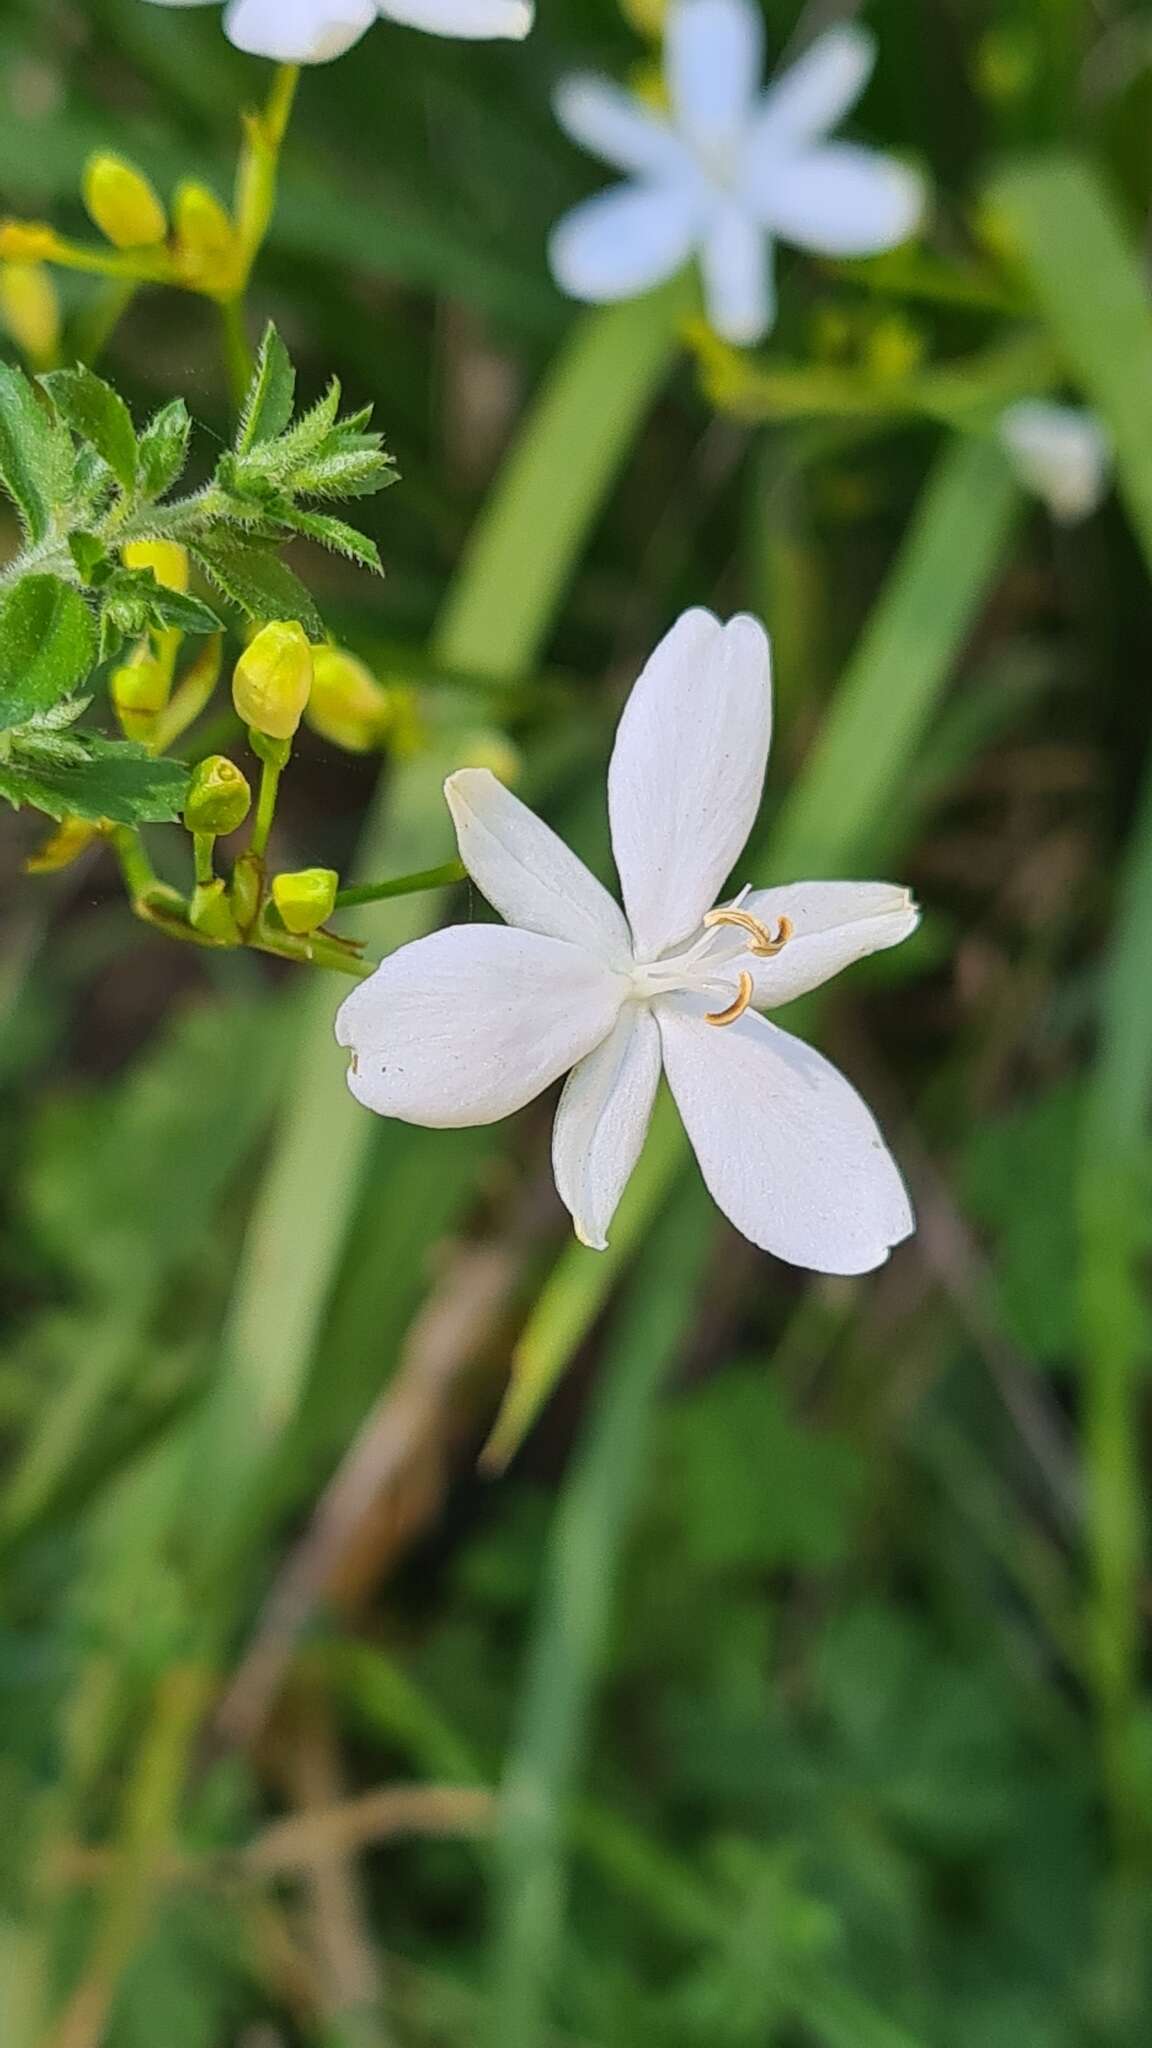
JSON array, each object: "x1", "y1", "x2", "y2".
[{"x1": 631, "y1": 904, "x2": 793, "y2": 1026}]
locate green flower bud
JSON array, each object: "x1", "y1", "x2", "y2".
[
  {"x1": 272, "y1": 866, "x2": 339, "y2": 936},
  {"x1": 183, "y1": 755, "x2": 252, "y2": 838},
  {"x1": 233, "y1": 621, "x2": 314, "y2": 741},
  {"x1": 306, "y1": 646, "x2": 392, "y2": 754},
  {"x1": 172, "y1": 180, "x2": 241, "y2": 293},
  {"x1": 82, "y1": 153, "x2": 168, "y2": 250}
]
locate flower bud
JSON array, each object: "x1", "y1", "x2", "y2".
[
  {"x1": 111, "y1": 652, "x2": 169, "y2": 740},
  {"x1": 183, "y1": 755, "x2": 252, "y2": 838},
  {"x1": 306, "y1": 646, "x2": 392, "y2": 753},
  {"x1": 272, "y1": 867, "x2": 339, "y2": 936},
  {"x1": 0, "y1": 263, "x2": 61, "y2": 368},
  {"x1": 173, "y1": 182, "x2": 241, "y2": 293},
  {"x1": 233, "y1": 621, "x2": 314, "y2": 740},
  {"x1": 83, "y1": 153, "x2": 168, "y2": 250},
  {"x1": 0, "y1": 221, "x2": 59, "y2": 264},
  {"x1": 122, "y1": 539, "x2": 189, "y2": 594}
]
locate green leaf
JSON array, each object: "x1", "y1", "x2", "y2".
[
  {"x1": 0, "y1": 738, "x2": 188, "y2": 824},
  {"x1": 141, "y1": 584, "x2": 223, "y2": 636},
  {"x1": 137, "y1": 399, "x2": 192, "y2": 500},
  {"x1": 42, "y1": 366, "x2": 138, "y2": 495},
  {"x1": 192, "y1": 537, "x2": 323, "y2": 637},
  {"x1": 236, "y1": 325, "x2": 296, "y2": 456},
  {"x1": 280, "y1": 509, "x2": 383, "y2": 572},
  {"x1": 0, "y1": 576, "x2": 95, "y2": 730},
  {"x1": 68, "y1": 531, "x2": 110, "y2": 584},
  {"x1": 0, "y1": 359, "x2": 73, "y2": 543}
]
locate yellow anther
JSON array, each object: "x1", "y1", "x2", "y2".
[
  {"x1": 705, "y1": 970, "x2": 754, "y2": 1028},
  {"x1": 704, "y1": 907, "x2": 793, "y2": 957}
]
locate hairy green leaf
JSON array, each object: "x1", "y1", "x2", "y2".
[
  {"x1": 281, "y1": 509, "x2": 383, "y2": 572},
  {"x1": 137, "y1": 400, "x2": 192, "y2": 500},
  {"x1": 0, "y1": 360, "x2": 73, "y2": 543},
  {"x1": 193, "y1": 537, "x2": 323, "y2": 636},
  {"x1": 0, "y1": 738, "x2": 188, "y2": 823},
  {"x1": 0, "y1": 576, "x2": 95, "y2": 730},
  {"x1": 42, "y1": 367, "x2": 138, "y2": 495},
  {"x1": 236, "y1": 325, "x2": 296, "y2": 456}
]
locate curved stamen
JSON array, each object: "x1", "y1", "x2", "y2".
[
  {"x1": 704, "y1": 907, "x2": 793, "y2": 957},
  {"x1": 705, "y1": 969, "x2": 754, "y2": 1027}
]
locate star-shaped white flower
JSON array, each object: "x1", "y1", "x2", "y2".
[
  {"x1": 997, "y1": 401, "x2": 1112, "y2": 525},
  {"x1": 549, "y1": 0, "x2": 924, "y2": 346},
  {"x1": 336, "y1": 610, "x2": 919, "y2": 1273},
  {"x1": 143, "y1": 0, "x2": 531, "y2": 62}
]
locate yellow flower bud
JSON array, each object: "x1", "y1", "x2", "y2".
[
  {"x1": 866, "y1": 314, "x2": 924, "y2": 385},
  {"x1": 272, "y1": 867, "x2": 339, "y2": 936},
  {"x1": 0, "y1": 221, "x2": 59, "y2": 264},
  {"x1": 306, "y1": 646, "x2": 392, "y2": 754},
  {"x1": 0, "y1": 263, "x2": 61, "y2": 368},
  {"x1": 233, "y1": 621, "x2": 314, "y2": 741},
  {"x1": 173, "y1": 182, "x2": 241, "y2": 294},
  {"x1": 82, "y1": 153, "x2": 168, "y2": 250},
  {"x1": 24, "y1": 817, "x2": 99, "y2": 873},
  {"x1": 183, "y1": 755, "x2": 252, "y2": 838},
  {"x1": 122, "y1": 539, "x2": 190, "y2": 594},
  {"x1": 111, "y1": 651, "x2": 169, "y2": 740}
]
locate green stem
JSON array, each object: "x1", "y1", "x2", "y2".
[
  {"x1": 248, "y1": 742, "x2": 288, "y2": 859},
  {"x1": 192, "y1": 832, "x2": 215, "y2": 887},
  {"x1": 333, "y1": 859, "x2": 466, "y2": 909},
  {"x1": 235, "y1": 62, "x2": 301, "y2": 273},
  {"x1": 108, "y1": 825, "x2": 157, "y2": 903}
]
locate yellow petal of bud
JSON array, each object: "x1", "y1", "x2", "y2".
[
  {"x1": 272, "y1": 867, "x2": 339, "y2": 936},
  {"x1": 122, "y1": 539, "x2": 190, "y2": 594},
  {"x1": 24, "y1": 817, "x2": 100, "y2": 873},
  {"x1": 111, "y1": 652, "x2": 169, "y2": 739},
  {"x1": 233, "y1": 621, "x2": 314, "y2": 740},
  {"x1": 0, "y1": 263, "x2": 61, "y2": 368},
  {"x1": 306, "y1": 646, "x2": 392, "y2": 753},
  {"x1": 83, "y1": 153, "x2": 168, "y2": 250},
  {"x1": 173, "y1": 181, "x2": 241, "y2": 294},
  {"x1": 0, "y1": 221, "x2": 60, "y2": 264},
  {"x1": 183, "y1": 755, "x2": 252, "y2": 838}
]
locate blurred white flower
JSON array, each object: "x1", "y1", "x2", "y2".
[
  {"x1": 998, "y1": 400, "x2": 1112, "y2": 524},
  {"x1": 549, "y1": 0, "x2": 924, "y2": 345},
  {"x1": 337, "y1": 610, "x2": 919, "y2": 1272},
  {"x1": 143, "y1": 0, "x2": 532, "y2": 62}
]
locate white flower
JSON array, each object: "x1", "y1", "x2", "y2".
[
  {"x1": 143, "y1": 0, "x2": 532, "y2": 62},
  {"x1": 549, "y1": 0, "x2": 924, "y2": 346},
  {"x1": 998, "y1": 401, "x2": 1112, "y2": 525},
  {"x1": 336, "y1": 610, "x2": 919, "y2": 1273}
]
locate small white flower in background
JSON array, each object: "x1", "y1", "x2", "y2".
[
  {"x1": 998, "y1": 401, "x2": 1112, "y2": 525},
  {"x1": 549, "y1": 0, "x2": 924, "y2": 346},
  {"x1": 143, "y1": 0, "x2": 532, "y2": 62},
  {"x1": 337, "y1": 610, "x2": 919, "y2": 1273}
]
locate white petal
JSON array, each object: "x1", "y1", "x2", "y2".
[
  {"x1": 379, "y1": 0, "x2": 532, "y2": 36},
  {"x1": 667, "y1": 0, "x2": 763, "y2": 153},
  {"x1": 700, "y1": 202, "x2": 774, "y2": 344},
  {"x1": 554, "y1": 76, "x2": 688, "y2": 180},
  {"x1": 335, "y1": 926, "x2": 626, "y2": 1128},
  {"x1": 752, "y1": 24, "x2": 874, "y2": 156},
  {"x1": 657, "y1": 998, "x2": 913, "y2": 1272},
  {"x1": 998, "y1": 402, "x2": 1112, "y2": 524},
  {"x1": 445, "y1": 769, "x2": 632, "y2": 969},
  {"x1": 224, "y1": 0, "x2": 375, "y2": 60},
  {"x1": 552, "y1": 1004, "x2": 662, "y2": 1249},
  {"x1": 549, "y1": 182, "x2": 700, "y2": 304},
  {"x1": 739, "y1": 881, "x2": 920, "y2": 1007},
  {"x1": 754, "y1": 143, "x2": 924, "y2": 255},
  {"x1": 608, "y1": 609, "x2": 772, "y2": 960}
]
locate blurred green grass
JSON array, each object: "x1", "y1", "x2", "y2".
[{"x1": 5, "y1": 2, "x2": 1152, "y2": 2045}]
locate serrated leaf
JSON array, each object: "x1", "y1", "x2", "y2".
[
  {"x1": 142, "y1": 583, "x2": 223, "y2": 635},
  {"x1": 68, "y1": 532, "x2": 110, "y2": 584},
  {"x1": 236, "y1": 325, "x2": 296, "y2": 456},
  {"x1": 137, "y1": 399, "x2": 192, "y2": 499},
  {"x1": 281, "y1": 509, "x2": 383, "y2": 572},
  {"x1": 42, "y1": 366, "x2": 138, "y2": 494},
  {"x1": 0, "y1": 576, "x2": 95, "y2": 730},
  {"x1": 193, "y1": 537, "x2": 322, "y2": 637},
  {"x1": 0, "y1": 738, "x2": 189, "y2": 824},
  {"x1": 0, "y1": 360, "x2": 73, "y2": 543}
]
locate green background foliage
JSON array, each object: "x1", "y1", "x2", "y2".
[{"x1": 3, "y1": 1, "x2": 1152, "y2": 2044}]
